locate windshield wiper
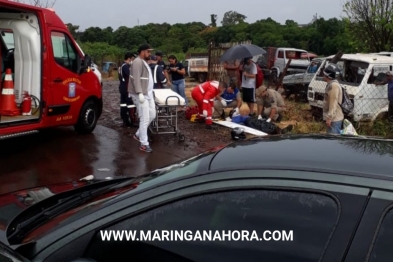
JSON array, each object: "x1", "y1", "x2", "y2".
[{"x1": 8, "y1": 182, "x2": 121, "y2": 243}]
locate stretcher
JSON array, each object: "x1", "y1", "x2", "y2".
[{"x1": 149, "y1": 89, "x2": 186, "y2": 141}]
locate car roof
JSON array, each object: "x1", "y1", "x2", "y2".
[
  {"x1": 209, "y1": 134, "x2": 393, "y2": 179},
  {"x1": 326, "y1": 54, "x2": 393, "y2": 64},
  {"x1": 312, "y1": 57, "x2": 325, "y2": 61},
  {"x1": 278, "y1": 48, "x2": 308, "y2": 52}
]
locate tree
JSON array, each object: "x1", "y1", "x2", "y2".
[
  {"x1": 210, "y1": 14, "x2": 217, "y2": 27},
  {"x1": 66, "y1": 23, "x2": 80, "y2": 40},
  {"x1": 221, "y1": 11, "x2": 247, "y2": 26},
  {"x1": 343, "y1": 0, "x2": 393, "y2": 52},
  {"x1": 9, "y1": 0, "x2": 56, "y2": 7}
]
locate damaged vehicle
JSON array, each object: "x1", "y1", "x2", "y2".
[
  {"x1": 282, "y1": 57, "x2": 325, "y2": 100},
  {"x1": 308, "y1": 53, "x2": 393, "y2": 121}
]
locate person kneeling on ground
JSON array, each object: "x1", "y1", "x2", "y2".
[
  {"x1": 191, "y1": 81, "x2": 227, "y2": 129},
  {"x1": 228, "y1": 109, "x2": 293, "y2": 135},
  {"x1": 213, "y1": 82, "x2": 242, "y2": 120},
  {"x1": 256, "y1": 85, "x2": 286, "y2": 122}
]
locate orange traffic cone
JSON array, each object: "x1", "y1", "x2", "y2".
[{"x1": 0, "y1": 68, "x2": 20, "y2": 116}]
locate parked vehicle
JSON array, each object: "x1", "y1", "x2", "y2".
[
  {"x1": 102, "y1": 61, "x2": 118, "y2": 73},
  {"x1": 91, "y1": 62, "x2": 102, "y2": 88},
  {"x1": 282, "y1": 57, "x2": 325, "y2": 100},
  {"x1": 74, "y1": 41, "x2": 102, "y2": 88},
  {"x1": 255, "y1": 47, "x2": 311, "y2": 82},
  {"x1": 371, "y1": 52, "x2": 393, "y2": 57},
  {"x1": 1, "y1": 134, "x2": 393, "y2": 262},
  {"x1": 308, "y1": 53, "x2": 393, "y2": 121},
  {"x1": 184, "y1": 53, "x2": 208, "y2": 83},
  {"x1": 0, "y1": 1, "x2": 102, "y2": 138}
]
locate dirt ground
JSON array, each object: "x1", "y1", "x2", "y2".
[{"x1": 98, "y1": 80, "x2": 237, "y2": 152}]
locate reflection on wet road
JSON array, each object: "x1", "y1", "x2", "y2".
[{"x1": 0, "y1": 125, "x2": 219, "y2": 195}]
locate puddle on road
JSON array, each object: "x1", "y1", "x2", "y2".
[
  {"x1": 0, "y1": 80, "x2": 234, "y2": 195},
  {"x1": 0, "y1": 125, "x2": 221, "y2": 195}
]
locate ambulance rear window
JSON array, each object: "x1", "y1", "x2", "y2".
[{"x1": 0, "y1": 29, "x2": 14, "y2": 49}]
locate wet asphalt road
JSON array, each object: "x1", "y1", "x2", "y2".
[
  {"x1": 0, "y1": 125, "x2": 206, "y2": 195},
  {"x1": 0, "y1": 80, "x2": 232, "y2": 196}
]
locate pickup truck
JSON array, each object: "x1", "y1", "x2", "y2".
[
  {"x1": 255, "y1": 47, "x2": 311, "y2": 83},
  {"x1": 184, "y1": 56, "x2": 208, "y2": 83},
  {"x1": 282, "y1": 58, "x2": 325, "y2": 100}
]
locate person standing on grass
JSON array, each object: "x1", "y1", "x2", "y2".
[
  {"x1": 168, "y1": 55, "x2": 188, "y2": 109},
  {"x1": 223, "y1": 59, "x2": 241, "y2": 86},
  {"x1": 239, "y1": 57, "x2": 257, "y2": 116},
  {"x1": 128, "y1": 44, "x2": 156, "y2": 153},
  {"x1": 322, "y1": 63, "x2": 344, "y2": 134}
]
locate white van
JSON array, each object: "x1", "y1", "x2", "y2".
[{"x1": 307, "y1": 54, "x2": 393, "y2": 122}]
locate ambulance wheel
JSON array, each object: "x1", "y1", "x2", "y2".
[{"x1": 74, "y1": 100, "x2": 98, "y2": 134}]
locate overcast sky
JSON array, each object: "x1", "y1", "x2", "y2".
[{"x1": 53, "y1": 0, "x2": 345, "y2": 31}]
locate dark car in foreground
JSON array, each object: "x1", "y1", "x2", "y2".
[{"x1": 1, "y1": 134, "x2": 393, "y2": 262}]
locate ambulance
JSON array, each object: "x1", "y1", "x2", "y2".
[{"x1": 0, "y1": 1, "x2": 102, "y2": 139}]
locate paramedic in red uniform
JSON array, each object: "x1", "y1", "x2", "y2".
[{"x1": 191, "y1": 81, "x2": 227, "y2": 129}]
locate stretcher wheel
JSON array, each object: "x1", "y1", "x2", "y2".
[{"x1": 179, "y1": 134, "x2": 185, "y2": 141}]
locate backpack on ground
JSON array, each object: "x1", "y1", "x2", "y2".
[
  {"x1": 339, "y1": 84, "x2": 354, "y2": 115},
  {"x1": 185, "y1": 106, "x2": 199, "y2": 120}
]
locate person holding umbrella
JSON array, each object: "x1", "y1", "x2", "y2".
[
  {"x1": 240, "y1": 57, "x2": 257, "y2": 116},
  {"x1": 219, "y1": 44, "x2": 266, "y2": 117}
]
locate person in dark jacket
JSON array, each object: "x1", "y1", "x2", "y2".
[
  {"x1": 156, "y1": 51, "x2": 171, "y2": 86},
  {"x1": 118, "y1": 52, "x2": 135, "y2": 127},
  {"x1": 168, "y1": 55, "x2": 188, "y2": 107},
  {"x1": 149, "y1": 55, "x2": 168, "y2": 89}
]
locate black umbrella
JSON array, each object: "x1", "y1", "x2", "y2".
[{"x1": 220, "y1": 44, "x2": 266, "y2": 62}]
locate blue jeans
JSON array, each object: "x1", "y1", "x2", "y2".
[
  {"x1": 172, "y1": 79, "x2": 188, "y2": 106},
  {"x1": 327, "y1": 120, "x2": 343, "y2": 134}
]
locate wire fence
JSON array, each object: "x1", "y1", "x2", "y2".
[
  {"x1": 207, "y1": 40, "x2": 252, "y2": 82},
  {"x1": 303, "y1": 56, "x2": 392, "y2": 123}
]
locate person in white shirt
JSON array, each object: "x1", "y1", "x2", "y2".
[
  {"x1": 128, "y1": 44, "x2": 156, "y2": 153},
  {"x1": 239, "y1": 57, "x2": 257, "y2": 116}
]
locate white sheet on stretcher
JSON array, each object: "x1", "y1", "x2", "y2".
[{"x1": 153, "y1": 89, "x2": 185, "y2": 106}]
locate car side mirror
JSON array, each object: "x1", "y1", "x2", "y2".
[{"x1": 79, "y1": 55, "x2": 92, "y2": 74}]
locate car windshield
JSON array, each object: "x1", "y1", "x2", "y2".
[
  {"x1": 307, "y1": 60, "x2": 322, "y2": 73},
  {"x1": 286, "y1": 50, "x2": 307, "y2": 60},
  {"x1": 316, "y1": 59, "x2": 369, "y2": 86}
]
